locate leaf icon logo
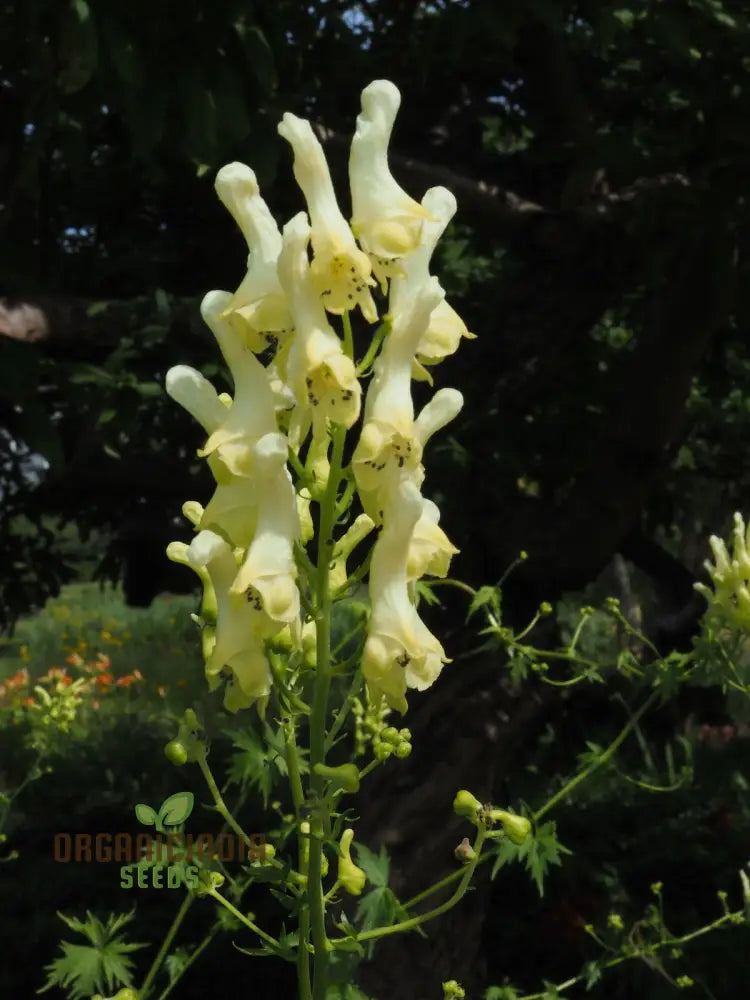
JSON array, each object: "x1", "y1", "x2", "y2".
[{"x1": 134, "y1": 792, "x2": 194, "y2": 831}]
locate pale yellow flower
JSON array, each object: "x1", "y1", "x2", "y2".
[
  {"x1": 349, "y1": 80, "x2": 432, "y2": 291},
  {"x1": 277, "y1": 113, "x2": 377, "y2": 321},
  {"x1": 214, "y1": 162, "x2": 294, "y2": 353},
  {"x1": 198, "y1": 290, "x2": 279, "y2": 477},
  {"x1": 362, "y1": 479, "x2": 448, "y2": 713},
  {"x1": 184, "y1": 530, "x2": 274, "y2": 711},
  {"x1": 230, "y1": 432, "x2": 300, "y2": 630},
  {"x1": 277, "y1": 211, "x2": 362, "y2": 447},
  {"x1": 388, "y1": 186, "x2": 475, "y2": 376}
]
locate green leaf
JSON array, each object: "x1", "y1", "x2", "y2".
[
  {"x1": 467, "y1": 584, "x2": 502, "y2": 625},
  {"x1": 235, "y1": 19, "x2": 278, "y2": 91},
  {"x1": 38, "y1": 910, "x2": 147, "y2": 1000},
  {"x1": 57, "y1": 0, "x2": 98, "y2": 95},
  {"x1": 491, "y1": 822, "x2": 570, "y2": 896},
  {"x1": 158, "y1": 791, "x2": 194, "y2": 827},
  {"x1": 354, "y1": 842, "x2": 389, "y2": 888},
  {"x1": 583, "y1": 959, "x2": 602, "y2": 989},
  {"x1": 134, "y1": 803, "x2": 157, "y2": 826}
]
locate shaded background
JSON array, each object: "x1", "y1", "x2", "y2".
[{"x1": 2, "y1": 1, "x2": 750, "y2": 998}]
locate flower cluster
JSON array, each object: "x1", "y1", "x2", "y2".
[
  {"x1": 695, "y1": 511, "x2": 750, "y2": 631},
  {"x1": 167, "y1": 79, "x2": 472, "y2": 715}
]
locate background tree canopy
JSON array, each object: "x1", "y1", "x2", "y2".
[{"x1": 3, "y1": 0, "x2": 750, "y2": 996}]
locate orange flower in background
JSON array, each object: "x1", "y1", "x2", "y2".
[
  {"x1": 95, "y1": 653, "x2": 111, "y2": 672},
  {"x1": 43, "y1": 667, "x2": 68, "y2": 682},
  {"x1": 66, "y1": 652, "x2": 84, "y2": 668},
  {"x1": 96, "y1": 672, "x2": 114, "y2": 689},
  {"x1": 115, "y1": 670, "x2": 143, "y2": 688},
  {"x1": 22, "y1": 696, "x2": 35, "y2": 706},
  {"x1": 6, "y1": 668, "x2": 29, "y2": 690}
]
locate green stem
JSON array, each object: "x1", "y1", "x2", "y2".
[
  {"x1": 533, "y1": 690, "x2": 660, "y2": 824},
  {"x1": 342, "y1": 311, "x2": 354, "y2": 359},
  {"x1": 324, "y1": 665, "x2": 364, "y2": 752},
  {"x1": 196, "y1": 754, "x2": 256, "y2": 852},
  {"x1": 155, "y1": 923, "x2": 219, "y2": 1000},
  {"x1": 356, "y1": 318, "x2": 390, "y2": 375},
  {"x1": 330, "y1": 826, "x2": 487, "y2": 946},
  {"x1": 285, "y1": 720, "x2": 313, "y2": 1000},
  {"x1": 139, "y1": 892, "x2": 193, "y2": 1000},
  {"x1": 516, "y1": 910, "x2": 743, "y2": 1000},
  {"x1": 308, "y1": 423, "x2": 346, "y2": 998},
  {"x1": 208, "y1": 889, "x2": 280, "y2": 950}
]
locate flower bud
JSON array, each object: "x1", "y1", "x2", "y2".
[
  {"x1": 394, "y1": 741, "x2": 411, "y2": 759},
  {"x1": 442, "y1": 981, "x2": 465, "y2": 1000},
  {"x1": 373, "y1": 741, "x2": 391, "y2": 761},
  {"x1": 193, "y1": 870, "x2": 225, "y2": 897},
  {"x1": 489, "y1": 809, "x2": 532, "y2": 844},
  {"x1": 312, "y1": 762, "x2": 361, "y2": 794},
  {"x1": 164, "y1": 740, "x2": 188, "y2": 766},
  {"x1": 337, "y1": 828, "x2": 367, "y2": 896},
  {"x1": 381, "y1": 726, "x2": 399, "y2": 744},
  {"x1": 453, "y1": 790, "x2": 482, "y2": 821},
  {"x1": 114, "y1": 991, "x2": 139, "y2": 1000},
  {"x1": 454, "y1": 837, "x2": 476, "y2": 863}
]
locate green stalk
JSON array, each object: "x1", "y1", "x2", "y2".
[
  {"x1": 156, "y1": 923, "x2": 219, "y2": 1000},
  {"x1": 533, "y1": 690, "x2": 660, "y2": 823},
  {"x1": 308, "y1": 423, "x2": 347, "y2": 999},
  {"x1": 139, "y1": 892, "x2": 193, "y2": 1000},
  {"x1": 285, "y1": 720, "x2": 313, "y2": 1000}
]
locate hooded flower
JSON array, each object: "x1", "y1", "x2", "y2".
[
  {"x1": 230, "y1": 432, "x2": 301, "y2": 630},
  {"x1": 277, "y1": 113, "x2": 377, "y2": 321},
  {"x1": 388, "y1": 186, "x2": 475, "y2": 375},
  {"x1": 362, "y1": 479, "x2": 448, "y2": 713},
  {"x1": 407, "y1": 497, "x2": 459, "y2": 582},
  {"x1": 214, "y1": 162, "x2": 294, "y2": 353},
  {"x1": 337, "y1": 828, "x2": 367, "y2": 895},
  {"x1": 349, "y1": 80, "x2": 432, "y2": 291},
  {"x1": 353, "y1": 279, "x2": 458, "y2": 518},
  {"x1": 184, "y1": 530, "x2": 274, "y2": 711},
  {"x1": 277, "y1": 211, "x2": 362, "y2": 447},
  {"x1": 198, "y1": 290, "x2": 280, "y2": 477}
]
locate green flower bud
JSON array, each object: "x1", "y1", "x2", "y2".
[
  {"x1": 164, "y1": 740, "x2": 188, "y2": 766},
  {"x1": 453, "y1": 790, "x2": 482, "y2": 821},
  {"x1": 489, "y1": 809, "x2": 532, "y2": 844},
  {"x1": 443, "y1": 981, "x2": 466, "y2": 1000},
  {"x1": 399, "y1": 728, "x2": 412, "y2": 741},
  {"x1": 394, "y1": 741, "x2": 411, "y2": 759},
  {"x1": 373, "y1": 742, "x2": 391, "y2": 761},
  {"x1": 337, "y1": 829, "x2": 367, "y2": 896},
  {"x1": 193, "y1": 870, "x2": 225, "y2": 897},
  {"x1": 381, "y1": 726, "x2": 399, "y2": 744},
  {"x1": 114, "y1": 990, "x2": 139, "y2": 1000},
  {"x1": 312, "y1": 762, "x2": 361, "y2": 794}
]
